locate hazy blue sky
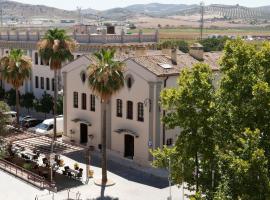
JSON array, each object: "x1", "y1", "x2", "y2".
[{"x1": 13, "y1": 0, "x2": 270, "y2": 10}]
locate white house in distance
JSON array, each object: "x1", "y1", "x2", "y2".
[{"x1": 62, "y1": 45, "x2": 221, "y2": 166}]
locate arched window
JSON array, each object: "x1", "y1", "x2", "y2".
[
  {"x1": 125, "y1": 75, "x2": 134, "y2": 89},
  {"x1": 137, "y1": 102, "x2": 144, "y2": 122},
  {"x1": 81, "y1": 71, "x2": 86, "y2": 83},
  {"x1": 35, "y1": 52, "x2": 39, "y2": 65}
]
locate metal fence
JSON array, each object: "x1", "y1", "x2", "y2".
[{"x1": 0, "y1": 158, "x2": 55, "y2": 191}]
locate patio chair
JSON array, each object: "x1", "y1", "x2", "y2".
[
  {"x1": 67, "y1": 172, "x2": 72, "y2": 178},
  {"x1": 62, "y1": 170, "x2": 67, "y2": 175},
  {"x1": 77, "y1": 172, "x2": 82, "y2": 180}
]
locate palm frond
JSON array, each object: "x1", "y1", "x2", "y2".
[{"x1": 87, "y1": 49, "x2": 125, "y2": 101}]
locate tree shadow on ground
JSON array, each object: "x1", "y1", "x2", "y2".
[
  {"x1": 65, "y1": 151, "x2": 169, "y2": 189},
  {"x1": 85, "y1": 185, "x2": 119, "y2": 200}
]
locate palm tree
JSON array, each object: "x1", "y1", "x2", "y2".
[
  {"x1": 87, "y1": 49, "x2": 125, "y2": 185},
  {"x1": 0, "y1": 49, "x2": 32, "y2": 125},
  {"x1": 37, "y1": 28, "x2": 77, "y2": 140}
]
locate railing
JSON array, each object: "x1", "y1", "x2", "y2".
[
  {"x1": 0, "y1": 158, "x2": 56, "y2": 191},
  {"x1": 0, "y1": 30, "x2": 159, "y2": 44}
]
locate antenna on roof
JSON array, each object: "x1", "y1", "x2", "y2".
[{"x1": 200, "y1": 1, "x2": 205, "y2": 41}]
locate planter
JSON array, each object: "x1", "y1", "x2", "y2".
[{"x1": 88, "y1": 170, "x2": 94, "y2": 178}]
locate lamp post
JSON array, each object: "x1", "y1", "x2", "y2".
[
  {"x1": 85, "y1": 134, "x2": 94, "y2": 184},
  {"x1": 167, "y1": 157, "x2": 172, "y2": 200}
]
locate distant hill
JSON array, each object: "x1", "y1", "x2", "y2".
[
  {"x1": 1, "y1": 1, "x2": 270, "y2": 24},
  {"x1": 0, "y1": 0, "x2": 79, "y2": 21},
  {"x1": 125, "y1": 3, "x2": 198, "y2": 17}
]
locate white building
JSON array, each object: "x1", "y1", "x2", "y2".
[
  {"x1": 62, "y1": 46, "x2": 221, "y2": 166},
  {"x1": 0, "y1": 31, "x2": 158, "y2": 99}
]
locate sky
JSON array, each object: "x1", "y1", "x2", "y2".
[{"x1": 12, "y1": 0, "x2": 270, "y2": 10}]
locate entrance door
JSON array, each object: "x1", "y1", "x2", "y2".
[
  {"x1": 80, "y1": 123, "x2": 88, "y2": 144},
  {"x1": 124, "y1": 134, "x2": 134, "y2": 159}
]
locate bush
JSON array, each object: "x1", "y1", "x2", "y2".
[
  {"x1": 200, "y1": 37, "x2": 230, "y2": 52},
  {"x1": 23, "y1": 163, "x2": 32, "y2": 170},
  {"x1": 158, "y1": 40, "x2": 189, "y2": 53},
  {"x1": 0, "y1": 88, "x2": 5, "y2": 100},
  {"x1": 5, "y1": 89, "x2": 17, "y2": 107},
  {"x1": 20, "y1": 92, "x2": 35, "y2": 113}
]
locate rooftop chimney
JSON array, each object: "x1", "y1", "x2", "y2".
[
  {"x1": 171, "y1": 48, "x2": 177, "y2": 65},
  {"x1": 189, "y1": 43, "x2": 204, "y2": 61},
  {"x1": 135, "y1": 45, "x2": 146, "y2": 56}
]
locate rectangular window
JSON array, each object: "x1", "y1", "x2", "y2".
[
  {"x1": 116, "y1": 99, "x2": 122, "y2": 117},
  {"x1": 73, "y1": 92, "x2": 78, "y2": 108},
  {"x1": 82, "y1": 93, "x2": 87, "y2": 110},
  {"x1": 40, "y1": 58, "x2": 44, "y2": 65},
  {"x1": 40, "y1": 77, "x2": 44, "y2": 89},
  {"x1": 137, "y1": 102, "x2": 144, "y2": 122},
  {"x1": 127, "y1": 101, "x2": 133, "y2": 120},
  {"x1": 90, "y1": 94, "x2": 95, "y2": 112},
  {"x1": 166, "y1": 138, "x2": 173, "y2": 146},
  {"x1": 52, "y1": 79, "x2": 55, "y2": 91},
  {"x1": 46, "y1": 78, "x2": 50, "y2": 90},
  {"x1": 35, "y1": 76, "x2": 39, "y2": 88},
  {"x1": 35, "y1": 52, "x2": 39, "y2": 65}
]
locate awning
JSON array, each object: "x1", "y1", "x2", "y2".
[
  {"x1": 71, "y1": 118, "x2": 92, "y2": 126},
  {"x1": 114, "y1": 129, "x2": 139, "y2": 138}
]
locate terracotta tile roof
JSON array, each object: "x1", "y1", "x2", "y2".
[{"x1": 127, "y1": 51, "x2": 222, "y2": 77}]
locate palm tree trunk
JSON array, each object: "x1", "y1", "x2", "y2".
[
  {"x1": 101, "y1": 100, "x2": 108, "y2": 184},
  {"x1": 53, "y1": 69, "x2": 58, "y2": 140},
  {"x1": 15, "y1": 88, "x2": 19, "y2": 125},
  {"x1": 49, "y1": 69, "x2": 57, "y2": 182}
]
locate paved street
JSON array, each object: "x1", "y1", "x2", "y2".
[{"x1": 0, "y1": 151, "x2": 188, "y2": 200}]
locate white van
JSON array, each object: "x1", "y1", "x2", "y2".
[{"x1": 34, "y1": 116, "x2": 63, "y2": 136}]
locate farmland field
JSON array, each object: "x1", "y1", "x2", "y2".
[{"x1": 130, "y1": 28, "x2": 270, "y2": 41}]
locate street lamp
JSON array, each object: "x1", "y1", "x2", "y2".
[{"x1": 167, "y1": 157, "x2": 172, "y2": 200}]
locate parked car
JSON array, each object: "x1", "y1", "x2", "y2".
[
  {"x1": 32, "y1": 116, "x2": 63, "y2": 136},
  {"x1": 19, "y1": 115, "x2": 32, "y2": 123},
  {"x1": 21, "y1": 118, "x2": 43, "y2": 129}
]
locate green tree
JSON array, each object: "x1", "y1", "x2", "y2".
[
  {"x1": 0, "y1": 87, "x2": 5, "y2": 100},
  {"x1": 215, "y1": 39, "x2": 270, "y2": 198},
  {"x1": 38, "y1": 28, "x2": 77, "y2": 140},
  {"x1": 20, "y1": 92, "x2": 35, "y2": 114},
  {"x1": 5, "y1": 89, "x2": 16, "y2": 107},
  {"x1": 216, "y1": 129, "x2": 270, "y2": 199},
  {"x1": 87, "y1": 49, "x2": 125, "y2": 185},
  {"x1": 176, "y1": 40, "x2": 189, "y2": 53},
  {"x1": 200, "y1": 37, "x2": 230, "y2": 52},
  {"x1": 38, "y1": 92, "x2": 53, "y2": 118},
  {"x1": 0, "y1": 49, "x2": 32, "y2": 124},
  {"x1": 152, "y1": 63, "x2": 216, "y2": 196},
  {"x1": 0, "y1": 101, "x2": 10, "y2": 134},
  {"x1": 56, "y1": 95, "x2": 63, "y2": 115},
  {"x1": 158, "y1": 40, "x2": 189, "y2": 53}
]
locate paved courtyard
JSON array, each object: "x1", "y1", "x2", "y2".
[{"x1": 0, "y1": 151, "x2": 188, "y2": 200}]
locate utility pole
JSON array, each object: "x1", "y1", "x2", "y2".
[
  {"x1": 77, "y1": 7, "x2": 83, "y2": 24},
  {"x1": 200, "y1": 1, "x2": 205, "y2": 41},
  {"x1": 0, "y1": 9, "x2": 3, "y2": 27}
]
